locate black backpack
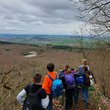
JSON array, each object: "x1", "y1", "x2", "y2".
[
  {"x1": 85, "y1": 73, "x2": 90, "y2": 86},
  {"x1": 22, "y1": 86, "x2": 43, "y2": 110}
]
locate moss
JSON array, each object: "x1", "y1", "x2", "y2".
[
  {"x1": 89, "y1": 86, "x2": 96, "y2": 91},
  {"x1": 101, "y1": 105, "x2": 107, "y2": 110}
]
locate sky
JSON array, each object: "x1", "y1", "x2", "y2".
[{"x1": 0, "y1": 0, "x2": 88, "y2": 35}]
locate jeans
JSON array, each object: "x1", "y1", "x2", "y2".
[
  {"x1": 73, "y1": 85, "x2": 79, "y2": 104},
  {"x1": 82, "y1": 86, "x2": 89, "y2": 105},
  {"x1": 47, "y1": 95, "x2": 53, "y2": 110},
  {"x1": 65, "y1": 88, "x2": 74, "y2": 110}
]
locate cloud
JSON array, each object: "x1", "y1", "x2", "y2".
[{"x1": 0, "y1": 0, "x2": 86, "y2": 34}]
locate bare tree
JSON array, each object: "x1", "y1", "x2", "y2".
[
  {"x1": 73, "y1": 0, "x2": 110, "y2": 32},
  {"x1": 71, "y1": 0, "x2": 110, "y2": 99},
  {"x1": 72, "y1": 0, "x2": 110, "y2": 47}
]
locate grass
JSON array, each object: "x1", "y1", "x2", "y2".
[
  {"x1": 0, "y1": 37, "x2": 96, "y2": 48},
  {"x1": 89, "y1": 86, "x2": 100, "y2": 107},
  {"x1": 89, "y1": 86, "x2": 96, "y2": 91},
  {"x1": 0, "y1": 43, "x2": 110, "y2": 110},
  {"x1": 89, "y1": 86, "x2": 108, "y2": 110},
  {"x1": 101, "y1": 105, "x2": 107, "y2": 110}
]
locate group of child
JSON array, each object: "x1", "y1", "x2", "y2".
[{"x1": 17, "y1": 59, "x2": 95, "y2": 110}]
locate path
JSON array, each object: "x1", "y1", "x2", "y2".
[
  {"x1": 53, "y1": 85, "x2": 110, "y2": 110},
  {"x1": 53, "y1": 88, "x2": 97, "y2": 110}
]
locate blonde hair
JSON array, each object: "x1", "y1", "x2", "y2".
[
  {"x1": 65, "y1": 64, "x2": 70, "y2": 71},
  {"x1": 82, "y1": 59, "x2": 87, "y2": 62},
  {"x1": 66, "y1": 68, "x2": 71, "y2": 74}
]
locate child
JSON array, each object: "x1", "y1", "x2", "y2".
[
  {"x1": 82, "y1": 66, "x2": 90, "y2": 107},
  {"x1": 59, "y1": 65, "x2": 78, "y2": 108},
  {"x1": 42, "y1": 63, "x2": 57, "y2": 110},
  {"x1": 79, "y1": 59, "x2": 90, "y2": 74},
  {"x1": 16, "y1": 73, "x2": 49, "y2": 110},
  {"x1": 64, "y1": 67, "x2": 75, "y2": 110}
]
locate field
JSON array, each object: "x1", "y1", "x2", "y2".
[
  {"x1": 0, "y1": 34, "x2": 95, "y2": 48},
  {"x1": 0, "y1": 43, "x2": 110, "y2": 110},
  {"x1": 0, "y1": 44, "x2": 83, "y2": 73},
  {"x1": 0, "y1": 44, "x2": 83, "y2": 109}
]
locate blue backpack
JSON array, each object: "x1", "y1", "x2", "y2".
[
  {"x1": 48, "y1": 74, "x2": 63, "y2": 97},
  {"x1": 75, "y1": 66, "x2": 86, "y2": 84},
  {"x1": 75, "y1": 75, "x2": 84, "y2": 84},
  {"x1": 64, "y1": 73, "x2": 75, "y2": 89}
]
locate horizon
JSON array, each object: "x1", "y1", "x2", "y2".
[
  {"x1": 0, "y1": 33, "x2": 94, "y2": 38},
  {"x1": 0, "y1": 33, "x2": 73, "y2": 36}
]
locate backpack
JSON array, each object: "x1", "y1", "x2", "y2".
[
  {"x1": 89, "y1": 75, "x2": 95, "y2": 86},
  {"x1": 22, "y1": 86, "x2": 42, "y2": 110},
  {"x1": 48, "y1": 74, "x2": 63, "y2": 97},
  {"x1": 85, "y1": 73, "x2": 91, "y2": 86},
  {"x1": 75, "y1": 75, "x2": 84, "y2": 84},
  {"x1": 64, "y1": 73, "x2": 75, "y2": 89}
]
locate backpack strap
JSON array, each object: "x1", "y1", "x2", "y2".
[
  {"x1": 48, "y1": 72, "x2": 57, "y2": 81},
  {"x1": 48, "y1": 74, "x2": 54, "y2": 81},
  {"x1": 28, "y1": 84, "x2": 33, "y2": 93},
  {"x1": 36, "y1": 88, "x2": 42, "y2": 96},
  {"x1": 55, "y1": 72, "x2": 58, "y2": 79},
  {"x1": 28, "y1": 84, "x2": 42, "y2": 97}
]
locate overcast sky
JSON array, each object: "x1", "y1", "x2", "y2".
[{"x1": 0, "y1": 0, "x2": 87, "y2": 34}]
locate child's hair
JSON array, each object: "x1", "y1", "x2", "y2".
[
  {"x1": 34, "y1": 73, "x2": 42, "y2": 83},
  {"x1": 82, "y1": 59, "x2": 88, "y2": 65},
  {"x1": 66, "y1": 68, "x2": 71, "y2": 74},
  {"x1": 47, "y1": 63, "x2": 54, "y2": 72},
  {"x1": 65, "y1": 64, "x2": 70, "y2": 71}
]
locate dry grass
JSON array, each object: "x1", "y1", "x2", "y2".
[
  {"x1": 0, "y1": 44, "x2": 110, "y2": 110},
  {"x1": 0, "y1": 44, "x2": 83, "y2": 110}
]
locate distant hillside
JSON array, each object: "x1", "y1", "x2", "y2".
[
  {"x1": 0, "y1": 41, "x2": 16, "y2": 44},
  {"x1": 0, "y1": 33, "x2": 95, "y2": 47}
]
